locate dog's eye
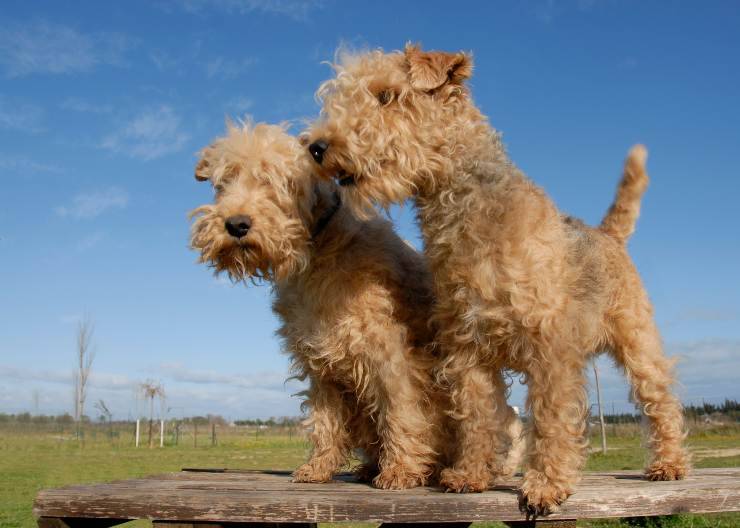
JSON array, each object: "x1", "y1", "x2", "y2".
[
  {"x1": 214, "y1": 184, "x2": 225, "y2": 195},
  {"x1": 377, "y1": 89, "x2": 393, "y2": 106}
]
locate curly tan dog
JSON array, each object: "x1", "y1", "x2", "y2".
[
  {"x1": 306, "y1": 45, "x2": 689, "y2": 512},
  {"x1": 189, "y1": 122, "x2": 523, "y2": 488}
]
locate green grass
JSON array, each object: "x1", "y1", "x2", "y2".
[
  {"x1": 1, "y1": 424, "x2": 738, "y2": 528},
  {"x1": 0, "y1": 427, "x2": 310, "y2": 528}
]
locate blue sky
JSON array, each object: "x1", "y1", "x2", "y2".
[{"x1": 1, "y1": 1, "x2": 738, "y2": 420}]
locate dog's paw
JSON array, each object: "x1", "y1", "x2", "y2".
[
  {"x1": 646, "y1": 460, "x2": 689, "y2": 481},
  {"x1": 292, "y1": 463, "x2": 332, "y2": 483},
  {"x1": 439, "y1": 467, "x2": 489, "y2": 493},
  {"x1": 519, "y1": 470, "x2": 571, "y2": 516},
  {"x1": 373, "y1": 467, "x2": 426, "y2": 490}
]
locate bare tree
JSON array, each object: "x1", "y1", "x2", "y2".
[
  {"x1": 592, "y1": 359, "x2": 607, "y2": 455},
  {"x1": 94, "y1": 399, "x2": 113, "y2": 438},
  {"x1": 94, "y1": 399, "x2": 112, "y2": 422},
  {"x1": 73, "y1": 316, "x2": 95, "y2": 438},
  {"x1": 140, "y1": 380, "x2": 165, "y2": 448}
]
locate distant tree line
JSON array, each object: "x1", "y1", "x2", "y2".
[
  {"x1": 0, "y1": 412, "x2": 78, "y2": 424},
  {"x1": 233, "y1": 416, "x2": 302, "y2": 427},
  {"x1": 684, "y1": 398, "x2": 739, "y2": 420},
  {"x1": 597, "y1": 398, "x2": 740, "y2": 424},
  {"x1": 3, "y1": 400, "x2": 736, "y2": 426},
  {"x1": 0, "y1": 413, "x2": 302, "y2": 426},
  {"x1": 180, "y1": 415, "x2": 229, "y2": 426}
]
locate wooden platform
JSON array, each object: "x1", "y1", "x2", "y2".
[{"x1": 34, "y1": 468, "x2": 740, "y2": 527}]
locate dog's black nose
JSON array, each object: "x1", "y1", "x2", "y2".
[
  {"x1": 308, "y1": 140, "x2": 328, "y2": 164},
  {"x1": 224, "y1": 215, "x2": 252, "y2": 238}
]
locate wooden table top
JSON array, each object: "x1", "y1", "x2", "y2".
[{"x1": 34, "y1": 468, "x2": 740, "y2": 524}]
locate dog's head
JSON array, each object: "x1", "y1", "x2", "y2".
[
  {"x1": 190, "y1": 122, "x2": 319, "y2": 283},
  {"x1": 306, "y1": 44, "x2": 476, "y2": 212}
]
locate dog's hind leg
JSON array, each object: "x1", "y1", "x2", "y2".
[{"x1": 609, "y1": 286, "x2": 690, "y2": 481}]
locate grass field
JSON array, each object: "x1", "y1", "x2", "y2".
[{"x1": 1, "y1": 423, "x2": 738, "y2": 528}]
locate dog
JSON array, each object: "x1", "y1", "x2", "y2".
[
  {"x1": 305, "y1": 45, "x2": 689, "y2": 512},
  {"x1": 189, "y1": 121, "x2": 510, "y2": 489}
]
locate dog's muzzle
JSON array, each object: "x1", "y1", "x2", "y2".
[{"x1": 308, "y1": 140, "x2": 328, "y2": 164}]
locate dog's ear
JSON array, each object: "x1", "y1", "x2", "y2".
[
  {"x1": 194, "y1": 157, "x2": 210, "y2": 181},
  {"x1": 404, "y1": 44, "x2": 472, "y2": 91}
]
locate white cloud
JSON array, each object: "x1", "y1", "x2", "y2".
[
  {"x1": 0, "y1": 95, "x2": 44, "y2": 133},
  {"x1": 60, "y1": 97, "x2": 113, "y2": 114},
  {"x1": 225, "y1": 96, "x2": 254, "y2": 115},
  {"x1": 4, "y1": 339, "x2": 735, "y2": 420},
  {"x1": 100, "y1": 106, "x2": 190, "y2": 161},
  {"x1": 55, "y1": 187, "x2": 129, "y2": 219},
  {"x1": 149, "y1": 47, "x2": 256, "y2": 80},
  {"x1": 506, "y1": 339, "x2": 740, "y2": 414},
  {"x1": 149, "y1": 49, "x2": 182, "y2": 72},
  {"x1": 77, "y1": 231, "x2": 107, "y2": 251},
  {"x1": 0, "y1": 365, "x2": 72, "y2": 385},
  {"x1": 168, "y1": 0, "x2": 324, "y2": 21},
  {"x1": 0, "y1": 155, "x2": 62, "y2": 175},
  {"x1": 158, "y1": 362, "x2": 297, "y2": 391},
  {"x1": 59, "y1": 314, "x2": 83, "y2": 325},
  {"x1": 205, "y1": 56, "x2": 257, "y2": 79},
  {"x1": 672, "y1": 308, "x2": 737, "y2": 324},
  {"x1": 0, "y1": 20, "x2": 132, "y2": 78},
  {"x1": 533, "y1": 0, "x2": 601, "y2": 24},
  {"x1": 670, "y1": 339, "x2": 740, "y2": 395},
  {"x1": 0, "y1": 362, "x2": 303, "y2": 419}
]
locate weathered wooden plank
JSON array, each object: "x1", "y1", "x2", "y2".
[
  {"x1": 152, "y1": 523, "x2": 317, "y2": 528},
  {"x1": 33, "y1": 469, "x2": 740, "y2": 524},
  {"x1": 35, "y1": 468, "x2": 740, "y2": 491},
  {"x1": 37, "y1": 517, "x2": 130, "y2": 528},
  {"x1": 32, "y1": 470, "x2": 740, "y2": 499}
]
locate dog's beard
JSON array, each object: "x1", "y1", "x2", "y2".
[{"x1": 190, "y1": 205, "x2": 310, "y2": 283}]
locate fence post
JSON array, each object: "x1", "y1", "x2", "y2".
[
  {"x1": 211, "y1": 423, "x2": 216, "y2": 446},
  {"x1": 160, "y1": 420, "x2": 164, "y2": 448},
  {"x1": 135, "y1": 419, "x2": 140, "y2": 448},
  {"x1": 194, "y1": 423, "x2": 198, "y2": 448}
]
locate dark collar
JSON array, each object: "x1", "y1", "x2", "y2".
[{"x1": 311, "y1": 190, "x2": 341, "y2": 239}]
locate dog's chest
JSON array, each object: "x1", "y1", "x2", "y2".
[{"x1": 273, "y1": 275, "x2": 354, "y2": 361}]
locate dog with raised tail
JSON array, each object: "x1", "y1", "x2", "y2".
[{"x1": 305, "y1": 45, "x2": 689, "y2": 513}]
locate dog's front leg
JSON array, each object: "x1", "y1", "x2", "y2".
[
  {"x1": 438, "y1": 352, "x2": 501, "y2": 493},
  {"x1": 293, "y1": 378, "x2": 350, "y2": 483},
  {"x1": 365, "y1": 328, "x2": 437, "y2": 490},
  {"x1": 520, "y1": 346, "x2": 588, "y2": 515}
]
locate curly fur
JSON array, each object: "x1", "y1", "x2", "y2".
[
  {"x1": 189, "y1": 122, "x2": 525, "y2": 488},
  {"x1": 306, "y1": 45, "x2": 689, "y2": 512}
]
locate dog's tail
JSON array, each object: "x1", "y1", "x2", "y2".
[{"x1": 600, "y1": 145, "x2": 649, "y2": 244}]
